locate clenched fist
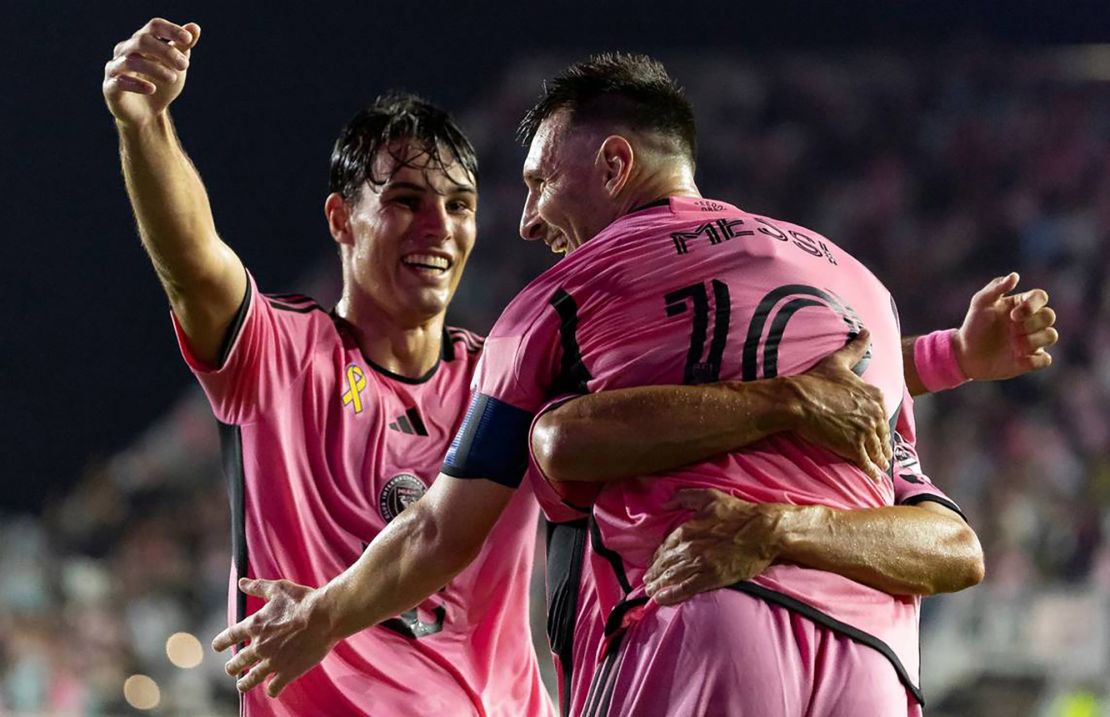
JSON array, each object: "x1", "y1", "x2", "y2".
[{"x1": 103, "y1": 18, "x2": 200, "y2": 127}]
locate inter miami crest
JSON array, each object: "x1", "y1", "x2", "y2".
[{"x1": 379, "y1": 473, "x2": 428, "y2": 522}]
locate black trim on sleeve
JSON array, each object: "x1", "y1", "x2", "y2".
[
  {"x1": 728, "y1": 581, "x2": 925, "y2": 706},
  {"x1": 215, "y1": 272, "x2": 252, "y2": 369},
  {"x1": 545, "y1": 519, "x2": 588, "y2": 715},
  {"x1": 217, "y1": 422, "x2": 249, "y2": 635},
  {"x1": 901, "y1": 494, "x2": 968, "y2": 523}
]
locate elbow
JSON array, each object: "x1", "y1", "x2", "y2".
[
  {"x1": 531, "y1": 414, "x2": 581, "y2": 483},
  {"x1": 943, "y1": 525, "x2": 986, "y2": 593}
]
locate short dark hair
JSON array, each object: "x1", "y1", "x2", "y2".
[
  {"x1": 518, "y1": 53, "x2": 696, "y2": 163},
  {"x1": 329, "y1": 92, "x2": 478, "y2": 201}
]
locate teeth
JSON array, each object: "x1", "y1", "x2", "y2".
[{"x1": 402, "y1": 253, "x2": 450, "y2": 270}]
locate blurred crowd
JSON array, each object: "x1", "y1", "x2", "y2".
[{"x1": 4, "y1": 47, "x2": 1110, "y2": 715}]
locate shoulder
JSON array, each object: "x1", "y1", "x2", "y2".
[{"x1": 445, "y1": 326, "x2": 485, "y2": 362}]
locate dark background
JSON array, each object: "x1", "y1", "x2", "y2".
[{"x1": 3, "y1": 0, "x2": 1108, "y2": 511}]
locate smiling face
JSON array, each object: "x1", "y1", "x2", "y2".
[
  {"x1": 519, "y1": 112, "x2": 621, "y2": 255},
  {"x1": 329, "y1": 141, "x2": 477, "y2": 326}
]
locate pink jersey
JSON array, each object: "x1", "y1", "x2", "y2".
[
  {"x1": 529, "y1": 388, "x2": 962, "y2": 716},
  {"x1": 444, "y1": 197, "x2": 949, "y2": 706},
  {"x1": 175, "y1": 274, "x2": 551, "y2": 717}
]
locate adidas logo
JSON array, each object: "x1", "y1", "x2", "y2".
[{"x1": 388, "y1": 407, "x2": 429, "y2": 436}]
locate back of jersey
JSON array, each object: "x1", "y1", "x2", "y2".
[{"x1": 568, "y1": 196, "x2": 907, "y2": 626}]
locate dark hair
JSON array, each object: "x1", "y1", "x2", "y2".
[
  {"x1": 329, "y1": 92, "x2": 478, "y2": 201},
  {"x1": 518, "y1": 53, "x2": 696, "y2": 163}
]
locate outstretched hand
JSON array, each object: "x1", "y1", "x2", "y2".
[
  {"x1": 211, "y1": 578, "x2": 338, "y2": 699},
  {"x1": 954, "y1": 273, "x2": 1057, "y2": 381}
]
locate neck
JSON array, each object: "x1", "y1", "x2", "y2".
[
  {"x1": 335, "y1": 284, "x2": 444, "y2": 379},
  {"x1": 618, "y1": 161, "x2": 700, "y2": 216}
]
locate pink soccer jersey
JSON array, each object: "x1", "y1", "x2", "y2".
[
  {"x1": 529, "y1": 387, "x2": 963, "y2": 716},
  {"x1": 174, "y1": 274, "x2": 552, "y2": 717},
  {"x1": 444, "y1": 196, "x2": 944, "y2": 707}
]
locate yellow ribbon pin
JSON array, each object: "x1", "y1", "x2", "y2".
[{"x1": 342, "y1": 364, "x2": 367, "y2": 414}]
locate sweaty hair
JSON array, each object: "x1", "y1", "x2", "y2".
[
  {"x1": 517, "y1": 53, "x2": 696, "y2": 163},
  {"x1": 329, "y1": 92, "x2": 478, "y2": 201}
]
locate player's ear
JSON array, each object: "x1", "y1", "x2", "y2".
[
  {"x1": 598, "y1": 135, "x2": 634, "y2": 198},
  {"x1": 325, "y1": 192, "x2": 354, "y2": 247}
]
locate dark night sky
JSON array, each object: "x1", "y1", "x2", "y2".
[{"x1": 2, "y1": 0, "x2": 1108, "y2": 511}]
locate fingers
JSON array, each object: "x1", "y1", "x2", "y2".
[
  {"x1": 971, "y1": 272, "x2": 1020, "y2": 309},
  {"x1": 118, "y1": 53, "x2": 179, "y2": 85},
  {"x1": 182, "y1": 23, "x2": 203, "y2": 50},
  {"x1": 267, "y1": 673, "x2": 292, "y2": 699},
  {"x1": 237, "y1": 659, "x2": 273, "y2": 693},
  {"x1": 651, "y1": 573, "x2": 707, "y2": 606},
  {"x1": 1019, "y1": 349, "x2": 1053, "y2": 371},
  {"x1": 239, "y1": 577, "x2": 280, "y2": 599},
  {"x1": 1022, "y1": 327, "x2": 1059, "y2": 353},
  {"x1": 212, "y1": 621, "x2": 250, "y2": 652},
  {"x1": 224, "y1": 645, "x2": 259, "y2": 677},
  {"x1": 145, "y1": 17, "x2": 195, "y2": 46},
  {"x1": 1008, "y1": 288, "x2": 1049, "y2": 319},
  {"x1": 831, "y1": 328, "x2": 871, "y2": 368},
  {"x1": 855, "y1": 443, "x2": 885, "y2": 483}
]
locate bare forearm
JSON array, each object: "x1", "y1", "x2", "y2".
[
  {"x1": 118, "y1": 113, "x2": 233, "y2": 295},
  {"x1": 533, "y1": 379, "x2": 799, "y2": 483},
  {"x1": 312, "y1": 500, "x2": 480, "y2": 641},
  {"x1": 777, "y1": 503, "x2": 984, "y2": 595},
  {"x1": 902, "y1": 336, "x2": 928, "y2": 396}
]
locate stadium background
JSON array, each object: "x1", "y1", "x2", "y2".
[{"x1": 3, "y1": 1, "x2": 1110, "y2": 714}]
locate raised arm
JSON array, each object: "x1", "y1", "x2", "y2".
[
  {"x1": 211, "y1": 475, "x2": 513, "y2": 698},
  {"x1": 103, "y1": 18, "x2": 246, "y2": 365}
]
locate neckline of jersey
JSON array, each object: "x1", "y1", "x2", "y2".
[{"x1": 331, "y1": 311, "x2": 447, "y2": 385}]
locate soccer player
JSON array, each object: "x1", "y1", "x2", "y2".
[
  {"x1": 103, "y1": 19, "x2": 933, "y2": 717},
  {"x1": 213, "y1": 53, "x2": 1055, "y2": 715},
  {"x1": 101, "y1": 18, "x2": 552, "y2": 716}
]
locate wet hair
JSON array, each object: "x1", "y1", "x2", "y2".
[
  {"x1": 517, "y1": 53, "x2": 696, "y2": 163},
  {"x1": 329, "y1": 92, "x2": 478, "y2": 201}
]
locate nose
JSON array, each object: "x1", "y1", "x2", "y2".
[
  {"x1": 420, "y1": 200, "x2": 451, "y2": 242},
  {"x1": 519, "y1": 197, "x2": 546, "y2": 242}
]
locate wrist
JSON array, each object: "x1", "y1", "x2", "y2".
[
  {"x1": 913, "y1": 329, "x2": 970, "y2": 392},
  {"x1": 774, "y1": 504, "x2": 831, "y2": 561},
  {"x1": 115, "y1": 112, "x2": 171, "y2": 138},
  {"x1": 306, "y1": 584, "x2": 348, "y2": 644},
  {"x1": 753, "y1": 376, "x2": 807, "y2": 433}
]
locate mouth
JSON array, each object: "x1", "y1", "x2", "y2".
[
  {"x1": 400, "y1": 252, "x2": 453, "y2": 276},
  {"x1": 545, "y1": 233, "x2": 570, "y2": 255}
]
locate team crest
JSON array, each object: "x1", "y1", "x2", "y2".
[{"x1": 379, "y1": 473, "x2": 428, "y2": 521}]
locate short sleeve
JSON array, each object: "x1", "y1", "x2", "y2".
[
  {"x1": 441, "y1": 290, "x2": 566, "y2": 488},
  {"x1": 172, "y1": 272, "x2": 319, "y2": 425},
  {"x1": 891, "y1": 389, "x2": 966, "y2": 521}
]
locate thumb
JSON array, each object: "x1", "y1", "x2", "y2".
[
  {"x1": 971, "y1": 272, "x2": 1019, "y2": 309},
  {"x1": 238, "y1": 577, "x2": 273, "y2": 599},
  {"x1": 183, "y1": 23, "x2": 201, "y2": 48},
  {"x1": 832, "y1": 328, "x2": 871, "y2": 367}
]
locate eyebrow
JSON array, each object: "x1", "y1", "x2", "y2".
[{"x1": 382, "y1": 181, "x2": 476, "y2": 195}]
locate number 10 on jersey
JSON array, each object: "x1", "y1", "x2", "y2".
[{"x1": 665, "y1": 280, "x2": 732, "y2": 384}]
